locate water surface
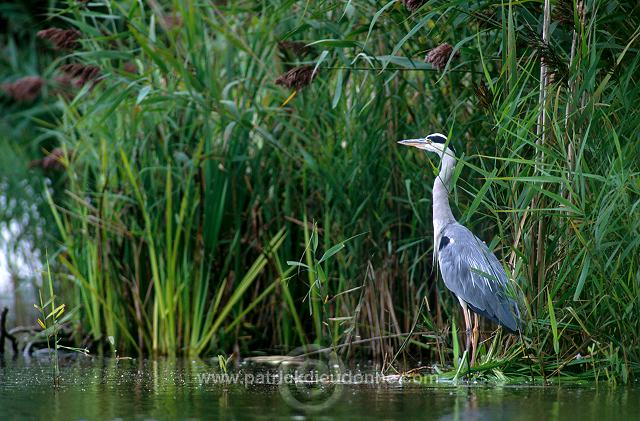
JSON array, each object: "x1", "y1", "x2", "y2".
[{"x1": 0, "y1": 358, "x2": 637, "y2": 420}]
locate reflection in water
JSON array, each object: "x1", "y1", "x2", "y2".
[
  {"x1": 0, "y1": 358, "x2": 637, "y2": 420},
  {"x1": 0, "y1": 269, "x2": 36, "y2": 353},
  {"x1": 438, "y1": 385, "x2": 634, "y2": 421},
  {"x1": 0, "y1": 216, "x2": 40, "y2": 331}
]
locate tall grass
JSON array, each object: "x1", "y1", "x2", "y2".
[{"x1": 2, "y1": 0, "x2": 639, "y2": 380}]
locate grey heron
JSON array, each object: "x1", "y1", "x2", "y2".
[{"x1": 398, "y1": 133, "x2": 521, "y2": 365}]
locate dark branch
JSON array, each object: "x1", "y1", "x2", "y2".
[{"x1": 0, "y1": 307, "x2": 19, "y2": 356}]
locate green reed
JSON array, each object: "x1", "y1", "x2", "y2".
[{"x1": 1, "y1": 0, "x2": 638, "y2": 381}]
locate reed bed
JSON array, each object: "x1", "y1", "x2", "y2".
[{"x1": 1, "y1": 0, "x2": 639, "y2": 381}]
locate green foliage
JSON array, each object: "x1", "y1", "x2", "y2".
[
  {"x1": 0, "y1": 1, "x2": 66, "y2": 263},
  {"x1": 35, "y1": 256, "x2": 87, "y2": 387},
  {"x1": 2, "y1": 0, "x2": 639, "y2": 381}
]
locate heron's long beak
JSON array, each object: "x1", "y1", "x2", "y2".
[{"x1": 397, "y1": 138, "x2": 428, "y2": 147}]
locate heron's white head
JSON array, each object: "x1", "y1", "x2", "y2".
[{"x1": 397, "y1": 133, "x2": 456, "y2": 157}]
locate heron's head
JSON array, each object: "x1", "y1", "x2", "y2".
[{"x1": 397, "y1": 133, "x2": 456, "y2": 157}]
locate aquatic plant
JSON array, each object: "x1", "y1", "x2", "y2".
[
  {"x1": 34, "y1": 258, "x2": 88, "y2": 386},
  {"x1": 1, "y1": 0, "x2": 639, "y2": 384}
]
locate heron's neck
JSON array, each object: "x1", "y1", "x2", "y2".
[{"x1": 433, "y1": 154, "x2": 456, "y2": 242}]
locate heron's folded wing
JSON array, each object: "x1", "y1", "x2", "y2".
[{"x1": 438, "y1": 224, "x2": 520, "y2": 332}]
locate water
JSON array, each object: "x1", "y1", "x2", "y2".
[{"x1": 0, "y1": 357, "x2": 637, "y2": 420}]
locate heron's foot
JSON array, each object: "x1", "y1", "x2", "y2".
[
  {"x1": 471, "y1": 319, "x2": 479, "y2": 367},
  {"x1": 464, "y1": 328, "x2": 472, "y2": 359}
]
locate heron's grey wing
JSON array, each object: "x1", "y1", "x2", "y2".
[{"x1": 437, "y1": 223, "x2": 521, "y2": 333}]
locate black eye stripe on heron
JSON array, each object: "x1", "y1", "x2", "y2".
[
  {"x1": 427, "y1": 134, "x2": 447, "y2": 144},
  {"x1": 427, "y1": 134, "x2": 456, "y2": 155}
]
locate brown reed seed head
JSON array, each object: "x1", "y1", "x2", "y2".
[
  {"x1": 425, "y1": 43, "x2": 456, "y2": 70},
  {"x1": 52, "y1": 74, "x2": 82, "y2": 99},
  {"x1": 42, "y1": 148, "x2": 73, "y2": 171},
  {"x1": 553, "y1": 0, "x2": 585, "y2": 27},
  {"x1": 29, "y1": 148, "x2": 73, "y2": 171},
  {"x1": 59, "y1": 63, "x2": 101, "y2": 87},
  {"x1": 474, "y1": 81, "x2": 494, "y2": 111},
  {"x1": 161, "y1": 14, "x2": 183, "y2": 30},
  {"x1": 1, "y1": 76, "x2": 44, "y2": 102},
  {"x1": 278, "y1": 41, "x2": 313, "y2": 58},
  {"x1": 123, "y1": 62, "x2": 138, "y2": 74},
  {"x1": 472, "y1": 8, "x2": 499, "y2": 29},
  {"x1": 37, "y1": 28, "x2": 81, "y2": 51},
  {"x1": 403, "y1": 0, "x2": 426, "y2": 12},
  {"x1": 275, "y1": 65, "x2": 317, "y2": 90},
  {"x1": 520, "y1": 26, "x2": 568, "y2": 83}
]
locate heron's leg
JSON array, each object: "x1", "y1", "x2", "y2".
[
  {"x1": 462, "y1": 306, "x2": 471, "y2": 355},
  {"x1": 458, "y1": 298, "x2": 471, "y2": 368},
  {"x1": 471, "y1": 313, "x2": 479, "y2": 366}
]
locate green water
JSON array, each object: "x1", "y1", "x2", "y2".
[{"x1": 0, "y1": 358, "x2": 637, "y2": 420}]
